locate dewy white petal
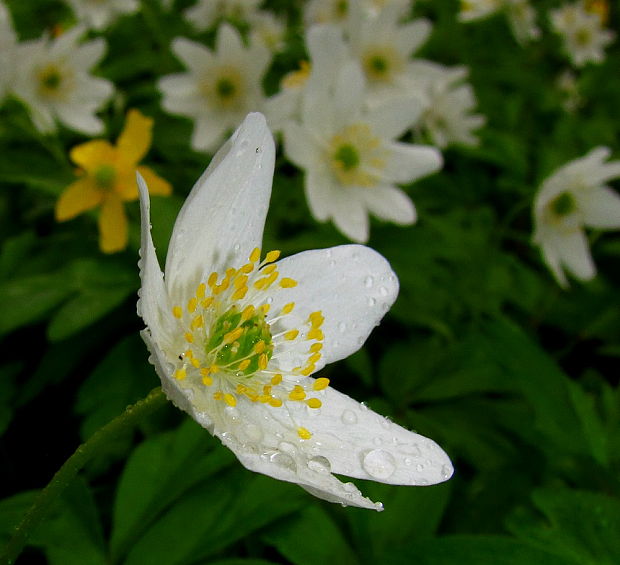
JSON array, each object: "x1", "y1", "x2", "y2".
[
  {"x1": 164, "y1": 112, "x2": 275, "y2": 301},
  {"x1": 272, "y1": 244, "x2": 398, "y2": 366}
]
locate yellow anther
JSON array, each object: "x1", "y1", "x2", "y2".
[
  {"x1": 254, "y1": 340, "x2": 266, "y2": 354},
  {"x1": 262, "y1": 264, "x2": 277, "y2": 275},
  {"x1": 263, "y1": 384, "x2": 272, "y2": 395},
  {"x1": 250, "y1": 247, "x2": 261, "y2": 262},
  {"x1": 202, "y1": 375, "x2": 213, "y2": 386},
  {"x1": 236, "y1": 384, "x2": 247, "y2": 394},
  {"x1": 214, "y1": 278, "x2": 230, "y2": 294},
  {"x1": 187, "y1": 297, "x2": 197, "y2": 313},
  {"x1": 309, "y1": 311, "x2": 324, "y2": 327},
  {"x1": 209, "y1": 364, "x2": 219, "y2": 373},
  {"x1": 238, "y1": 359, "x2": 251, "y2": 370},
  {"x1": 309, "y1": 342, "x2": 323, "y2": 352},
  {"x1": 264, "y1": 250, "x2": 281, "y2": 263},
  {"x1": 260, "y1": 304, "x2": 270, "y2": 315},
  {"x1": 191, "y1": 315, "x2": 204, "y2": 330},
  {"x1": 232, "y1": 286, "x2": 248, "y2": 301},
  {"x1": 234, "y1": 274, "x2": 248, "y2": 289},
  {"x1": 200, "y1": 367, "x2": 210, "y2": 376},
  {"x1": 258, "y1": 394, "x2": 271, "y2": 403},
  {"x1": 307, "y1": 328, "x2": 324, "y2": 341},
  {"x1": 184, "y1": 349, "x2": 193, "y2": 358},
  {"x1": 172, "y1": 306, "x2": 183, "y2": 318},
  {"x1": 196, "y1": 283, "x2": 206, "y2": 299},
  {"x1": 174, "y1": 368, "x2": 187, "y2": 380},
  {"x1": 226, "y1": 267, "x2": 236, "y2": 278},
  {"x1": 281, "y1": 302, "x2": 295, "y2": 315},
  {"x1": 191, "y1": 358, "x2": 200, "y2": 368},
  {"x1": 297, "y1": 427, "x2": 312, "y2": 440},
  {"x1": 213, "y1": 391, "x2": 223, "y2": 400},
  {"x1": 224, "y1": 327, "x2": 244, "y2": 344},
  {"x1": 240, "y1": 263, "x2": 254, "y2": 274},
  {"x1": 208, "y1": 272, "x2": 218, "y2": 287},
  {"x1": 201, "y1": 296, "x2": 214, "y2": 309},
  {"x1": 269, "y1": 397, "x2": 283, "y2": 407},
  {"x1": 313, "y1": 377, "x2": 330, "y2": 391},
  {"x1": 223, "y1": 393, "x2": 237, "y2": 407},
  {"x1": 241, "y1": 305, "x2": 255, "y2": 321},
  {"x1": 289, "y1": 385, "x2": 306, "y2": 401},
  {"x1": 301, "y1": 364, "x2": 316, "y2": 376},
  {"x1": 309, "y1": 352, "x2": 322, "y2": 365},
  {"x1": 254, "y1": 272, "x2": 278, "y2": 290},
  {"x1": 184, "y1": 332, "x2": 194, "y2": 343},
  {"x1": 307, "y1": 398, "x2": 322, "y2": 409},
  {"x1": 258, "y1": 353, "x2": 268, "y2": 370},
  {"x1": 271, "y1": 374, "x2": 283, "y2": 385},
  {"x1": 279, "y1": 278, "x2": 297, "y2": 288},
  {"x1": 284, "y1": 329, "x2": 299, "y2": 341}
]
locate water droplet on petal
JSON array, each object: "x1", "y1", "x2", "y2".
[
  {"x1": 266, "y1": 451, "x2": 297, "y2": 472},
  {"x1": 362, "y1": 449, "x2": 396, "y2": 480},
  {"x1": 343, "y1": 482, "x2": 359, "y2": 493},
  {"x1": 373, "y1": 437, "x2": 382, "y2": 446},
  {"x1": 279, "y1": 441, "x2": 296, "y2": 455},
  {"x1": 243, "y1": 424, "x2": 263, "y2": 442},
  {"x1": 379, "y1": 286, "x2": 388, "y2": 296},
  {"x1": 416, "y1": 463, "x2": 425, "y2": 472},
  {"x1": 364, "y1": 276, "x2": 374, "y2": 288},
  {"x1": 367, "y1": 297, "x2": 376, "y2": 306},
  {"x1": 338, "y1": 322, "x2": 347, "y2": 333},
  {"x1": 341, "y1": 410, "x2": 358, "y2": 425},
  {"x1": 417, "y1": 478, "x2": 429, "y2": 486},
  {"x1": 404, "y1": 457, "x2": 413, "y2": 466},
  {"x1": 308, "y1": 456, "x2": 331, "y2": 474},
  {"x1": 441, "y1": 463, "x2": 453, "y2": 479}
]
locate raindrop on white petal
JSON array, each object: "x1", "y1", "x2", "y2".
[
  {"x1": 265, "y1": 451, "x2": 297, "y2": 472},
  {"x1": 329, "y1": 260, "x2": 336, "y2": 267},
  {"x1": 416, "y1": 463, "x2": 425, "y2": 472},
  {"x1": 341, "y1": 410, "x2": 358, "y2": 425},
  {"x1": 278, "y1": 441, "x2": 296, "y2": 455},
  {"x1": 224, "y1": 406, "x2": 239, "y2": 421},
  {"x1": 404, "y1": 457, "x2": 413, "y2": 466},
  {"x1": 373, "y1": 437, "x2": 382, "y2": 446},
  {"x1": 362, "y1": 449, "x2": 396, "y2": 480},
  {"x1": 379, "y1": 286, "x2": 388, "y2": 296},
  {"x1": 307, "y1": 456, "x2": 331, "y2": 475},
  {"x1": 364, "y1": 276, "x2": 374, "y2": 288},
  {"x1": 325, "y1": 249, "x2": 332, "y2": 258},
  {"x1": 243, "y1": 424, "x2": 263, "y2": 442},
  {"x1": 266, "y1": 296, "x2": 273, "y2": 304},
  {"x1": 233, "y1": 243, "x2": 241, "y2": 253},
  {"x1": 338, "y1": 322, "x2": 347, "y2": 333},
  {"x1": 367, "y1": 297, "x2": 376, "y2": 307},
  {"x1": 343, "y1": 482, "x2": 360, "y2": 494},
  {"x1": 441, "y1": 464, "x2": 453, "y2": 479},
  {"x1": 381, "y1": 419, "x2": 391, "y2": 430}
]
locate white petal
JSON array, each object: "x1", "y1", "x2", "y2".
[
  {"x1": 190, "y1": 116, "x2": 227, "y2": 153},
  {"x1": 216, "y1": 22, "x2": 245, "y2": 62},
  {"x1": 333, "y1": 62, "x2": 365, "y2": 129},
  {"x1": 164, "y1": 113, "x2": 275, "y2": 302},
  {"x1": 394, "y1": 19, "x2": 432, "y2": 56},
  {"x1": 361, "y1": 185, "x2": 416, "y2": 225},
  {"x1": 332, "y1": 188, "x2": 369, "y2": 242},
  {"x1": 383, "y1": 141, "x2": 443, "y2": 183},
  {"x1": 299, "y1": 385, "x2": 453, "y2": 485},
  {"x1": 579, "y1": 187, "x2": 620, "y2": 228},
  {"x1": 305, "y1": 168, "x2": 335, "y2": 221},
  {"x1": 282, "y1": 122, "x2": 319, "y2": 169},
  {"x1": 73, "y1": 38, "x2": 106, "y2": 70},
  {"x1": 556, "y1": 229, "x2": 596, "y2": 282},
  {"x1": 171, "y1": 37, "x2": 213, "y2": 75},
  {"x1": 272, "y1": 244, "x2": 399, "y2": 366},
  {"x1": 365, "y1": 97, "x2": 424, "y2": 140},
  {"x1": 137, "y1": 173, "x2": 173, "y2": 348}
]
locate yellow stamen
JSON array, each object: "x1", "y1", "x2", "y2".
[
  {"x1": 172, "y1": 306, "x2": 183, "y2": 318},
  {"x1": 300, "y1": 364, "x2": 316, "y2": 376},
  {"x1": 240, "y1": 263, "x2": 254, "y2": 274},
  {"x1": 224, "y1": 327, "x2": 244, "y2": 344},
  {"x1": 264, "y1": 250, "x2": 281, "y2": 263},
  {"x1": 309, "y1": 343, "x2": 323, "y2": 352},
  {"x1": 281, "y1": 302, "x2": 295, "y2": 315},
  {"x1": 271, "y1": 374, "x2": 283, "y2": 385},
  {"x1": 313, "y1": 377, "x2": 330, "y2": 391},
  {"x1": 201, "y1": 296, "x2": 214, "y2": 308},
  {"x1": 262, "y1": 264, "x2": 277, "y2": 275},
  {"x1": 208, "y1": 272, "x2": 218, "y2": 287},
  {"x1": 202, "y1": 375, "x2": 213, "y2": 386},
  {"x1": 241, "y1": 305, "x2": 255, "y2": 321},
  {"x1": 308, "y1": 352, "x2": 322, "y2": 364},
  {"x1": 297, "y1": 427, "x2": 312, "y2": 440},
  {"x1": 174, "y1": 368, "x2": 187, "y2": 380},
  {"x1": 250, "y1": 247, "x2": 261, "y2": 262},
  {"x1": 238, "y1": 359, "x2": 251, "y2": 370},
  {"x1": 269, "y1": 397, "x2": 283, "y2": 407},
  {"x1": 232, "y1": 286, "x2": 248, "y2": 300},
  {"x1": 279, "y1": 278, "x2": 297, "y2": 288},
  {"x1": 307, "y1": 328, "x2": 324, "y2": 341},
  {"x1": 258, "y1": 353, "x2": 268, "y2": 370},
  {"x1": 307, "y1": 398, "x2": 322, "y2": 409},
  {"x1": 284, "y1": 329, "x2": 299, "y2": 340},
  {"x1": 223, "y1": 393, "x2": 237, "y2": 407},
  {"x1": 254, "y1": 341, "x2": 266, "y2": 354},
  {"x1": 184, "y1": 332, "x2": 194, "y2": 343},
  {"x1": 289, "y1": 385, "x2": 306, "y2": 401},
  {"x1": 191, "y1": 315, "x2": 204, "y2": 330},
  {"x1": 196, "y1": 283, "x2": 206, "y2": 299},
  {"x1": 187, "y1": 297, "x2": 197, "y2": 313}
]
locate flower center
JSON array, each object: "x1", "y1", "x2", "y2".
[
  {"x1": 216, "y1": 77, "x2": 236, "y2": 100},
  {"x1": 550, "y1": 191, "x2": 576, "y2": 217},
  {"x1": 335, "y1": 0, "x2": 348, "y2": 17},
  {"x1": 169, "y1": 248, "x2": 328, "y2": 440},
  {"x1": 202, "y1": 68, "x2": 245, "y2": 110},
  {"x1": 37, "y1": 64, "x2": 69, "y2": 99},
  {"x1": 93, "y1": 164, "x2": 117, "y2": 190},
  {"x1": 575, "y1": 27, "x2": 593, "y2": 46},
  {"x1": 363, "y1": 47, "x2": 403, "y2": 83},
  {"x1": 328, "y1": 124, "x2": 385, "y2": 187}
]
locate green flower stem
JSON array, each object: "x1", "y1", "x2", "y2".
[{"x1": 0, "y1": 387, "x2": 167, "y2": 565}]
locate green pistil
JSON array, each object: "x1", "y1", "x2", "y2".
[
  {"x1": 550, "y1": 191, "x2": 576, "y2": 217},
  {"x1": 216, "y1": 78, "x2": 236, "y2": 100},
  {"x1": 94, "y1": 165, "x2": 117, "y2": 190},
  {"x1": 206, "y1": 306, "x2": 273, "y2": 376},
  {"x1": 336, "y1": 0, "x2": 348, "y2": 16},
  {"x1": 334, "y1": 144, "x2": 360, "y2": 171},
  {"x1": 370, "y1": 56, "x2": 388, "y2": 75}
]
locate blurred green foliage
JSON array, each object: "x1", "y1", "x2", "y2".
[{"x1": 1, "y1": 0, "x2": 620, "y2": 564}]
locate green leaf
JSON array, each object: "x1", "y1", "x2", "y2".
[
  {"x1": 110, "y1": 419, "x2": 236, "y2": 561},
  {"x1": 384, "y1": 536, "x2": 577, "y2": 565},
  {"x1": 508, "y1": 488, "x2": 620, "y2": 565},
  {"x1": 264, "y1": 505, "x2": 359, "y2": 565},
  {"x1": 0, "y1": 362, "x2": 20, "y2": 436}
]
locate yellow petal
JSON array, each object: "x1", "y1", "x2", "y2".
[
  {"x1": 56, "y1": 178, "x2": 103, "y2": 221},
  {"x1": 70, "y1": 140, "x2": 116, "y2": 173},
  {"x1": 136, "y1": 166, "x2": 172, "y2": 196},
  {"x1": 98, "y1": 192, "x2": 128, "y2": 253},
  {"x1": 117, "y1": 109, "x2": 153, "y2": 166}
]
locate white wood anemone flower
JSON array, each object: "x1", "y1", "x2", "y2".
[{"x1": 137, "y1": 113, "x2": 453, "y2": 510}]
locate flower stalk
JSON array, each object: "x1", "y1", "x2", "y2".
[{"x1": 0, "y1": 387, "x2": 166, "y2": 565}]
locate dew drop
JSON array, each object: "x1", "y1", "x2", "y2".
[
  {"x1": 308, "y1": 456, "x2": 331, "y2": 475},
  {"x1": 379, "y1": 286, "x2": 389, "y2": 296},
  {"x1": 224, "y1": 406, "x2": 239, "y2": 421},
  {"x1": 417, "y1": 478, "x2": 429, "y2": 486},
  {"x1": 265, "y1": 451, "x2": 297, "y2": 472},
  {"x1": 404, "y1": 457, "x2": 413, "y2": 466},
  {"x1": 373, "y1": 437, "x2": 382, "y2": 446},
  {"x1": 416, "y1": 463, "x2": 425, "y2": 472},
  {"x1": 367, "y1": 297, "x2": 376, "y2": 307},
  {"x1": 362, "y1": 449, "x2": 396, "y2": 480},
  {"x1": 341, "y1": 410, "x2": 358, "y2": 425},
  {"x1": 364, "y1": 276, "x2": 374, "y2": 288},
  {"x1": 233, "y1": 243, "x2": 241, "y2": 252},
  {"x1": 278, "y1": 441, "x2": 296, "y2": 455},
  {"x1": 329, "y1": 260, "x2": 336, "y2": 267},
  {"x1": 441, "y1": 463, "x2": 453, "y2": 479},
  {"x1": 337, "y1": 321, "x2": 347, "y2": 333},
  {"x1": 243, "y1": 424, "x2": 263, "y2": 442},
  {"x1": 343, "y1": 482, "x2": 359, "y2": 494}
]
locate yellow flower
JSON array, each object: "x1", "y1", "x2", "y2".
[{"x1": 56, "y1": 109, "x2": 172, "y2": 253}]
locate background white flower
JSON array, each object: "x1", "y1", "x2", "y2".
[
  {"x1": 137, "y1": 112, "x2": 453, "y2": 510},
  {"x1": 458, "y1": 0, "x2": 503, "y2": 22},
  {"x1": 64, "y1": 0, "x2": 139, "y2": 31},
  {"x1": 0, "y1": 0, "x2": 17, "y2": 103},
  {"x1": 550, "y1": 1, "x2": 615, "y2": 67},
  {"x1": 158, "y1": 24, "x2": 271, "y2": 153},
  {"x1": 284, "y1": 61, "x2": 442, "y2": 242},
  {"x1": 184, "y1": 0, "x2": 261, "y2": 31},
  {"x1": 533, "y1": 147, "x2": 620, "y2": 286},
  {"x1": 11, "y1": 26, "x2": 113, "y2": 134}
]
